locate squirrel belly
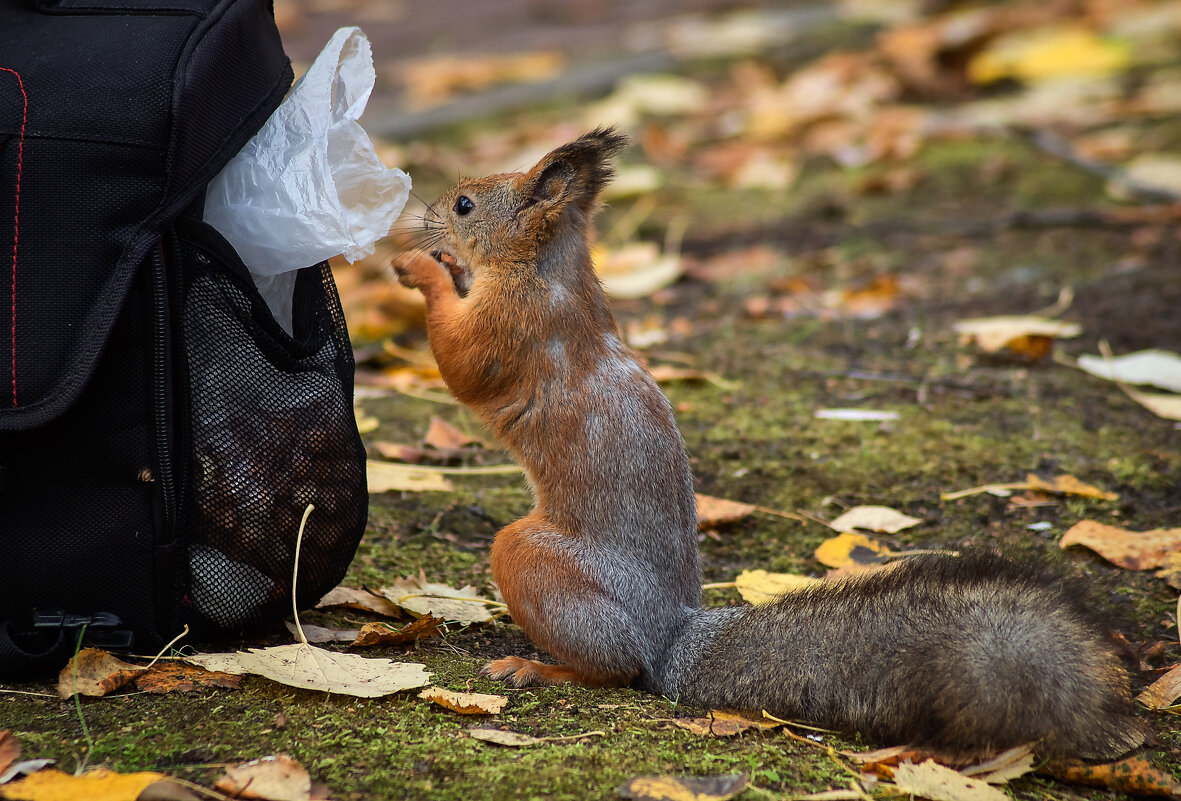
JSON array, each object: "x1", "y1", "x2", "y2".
[
  {"x1": 396, "y1": 128, "x2": 1146, "y2": 762},
  {"x1": 654, "y1": 553, "x2": 1147, "y2": 761}
]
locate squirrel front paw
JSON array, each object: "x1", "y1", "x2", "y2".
[
  {"x1": 392, "y1": 251, "x2": 437, "y2": 290},
  {"x1": 479, "y1": 656, "x2": 586, "y2": 687}
]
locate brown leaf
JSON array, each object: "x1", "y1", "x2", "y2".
[
  {"x1": 1048, "y1": 756, "x2": 1181, "y2": 797},
  {"x1": 1025, "y1": 474, "x2": 1119, "y2": 501},
  {"x1": 134, "y1": 661, "x2": 241, "y2": 694},
  {"x1": 0, "y1": 733, "x2": 17, "y2": 779},
  {"x1": 418, "y1": 686, "x2": 508, "y2": 714},
  {"x1": 56, "y1": 648, "x2": 144, "y2": 699},
  {"x1": 316, "y1": 586, "x2": 403, "y2": 618},
  {"x1": 423, "y1": 416, "x2": 487, "y2": 450},
  {"x1": 215, "y1": 755, "x2": 311, "y2": 801},
  {"x1": 618, "y1": 773, "x2": 747, "y2": 801},
  {"x1": 1137, "y1": 663, "x2": 1181, "y2": 710},
  {"x1": 467, "y1": 728, "x2": 543, "y2": 747},
  {"x1": 694, "y1": 494, "x2": 756, "y2": 529},
  {"x1": 284, "y1": 621, "x2": 362, "y2": 644},
  {"x1": 1060, "y1": 520, "x2": 1181, "y2": 570},
  {"x1": 381, "y1": 575, "x2": 494, "y2": 625},
  {"x1": 671, "y1": 711, "x2": 781, "y2": 737},
  {"x1": 350, "y1": 615, "x2": 445, "y2": 648}
]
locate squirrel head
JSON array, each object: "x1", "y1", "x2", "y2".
[{"x1": 425, "y1": 127, "x2": 628, "y2": 295}]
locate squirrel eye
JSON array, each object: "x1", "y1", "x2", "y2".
[{"x1": 454, "y1": 195, "x2": 475, "y2": 216}]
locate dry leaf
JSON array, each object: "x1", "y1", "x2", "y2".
[
  {"x1": 284, "y1": 621, "x2": 362, "y2": 644},
  {"x1": 1121, "y1": 386, "x2": 1181, "y2": 422},
  {"x1": 366, "y1": 460, "x2": 454, "y2": 493},
  {"x1": 0, "y1": 767, "x2": 164, "y2": 801},
  {"x1": 814, "y1": 532, "x2": 889, "y2": 569},
  {"x1": 316, "y1": 586, "x2": 403, "y2": 618},
  {"x1": 381, "y1": 575, "x2": 494, "y2": 625},
  {"x1": 672, "y1": 711, "x2": 781, "y2": 737},
  {"x1": 960, "y1": 745, "x2": 1036, "y2": 784},
  {"x1": 594, "y1": 242, "x2": 684, "y2": 300},
  {"x1": 467, "y1": 728, "x2": 543, "y2": 747},
  {"x1": 648, "y1": 366, "x2": 738, "y2": 390},
  {"x1": 734, "y1": 569, "x2": 823, "y2": 605},
  {"x1": 953, "y1": 316, "x2": 1081, "y2": 355},
  {"x1": 829, "y1": 505, "x2": 921, "y2": 534},
  {"x1": 892, "y1": 759, "x2": 1010, "y2": 801},
  {"x1": 0, "y1": 733, "x2": 17, "y2": 780},
  {"x1": 424, "y1": 416, "x2": 487, "y2": 450},
  {"x1": 1049, "y1": 756, "x2": 1181, "y2": 797},
  {"x1": 1025, "y1": 474, "x2": 1118, "y2": 501},
  {"x1": 0, "y1": 760, "x2": 54, "y2": 787},
  {"x1": 968, "y1": 26, "x2": 1130, "y2": 85},
  {"x1": 215, "y1": 755, "x2": 310, "y2": 801},
  {"x1": 694, "y1": 494, "x2": 757, "y2": 529},
  {"x1": 618, "y1": 773, "x2": 747, "y2": 801},
  {"x1": 1137, "y1": 663, "x2": 1181, "y2": 709},
  {"x1": 1060, "y1": 520, "x2": 1181, "y2": 570},
  {"x1": 419, "y1": 686, "x2": 508, "y2": 715},
  {"x1": 1155, "y1": 552, "x2": 1181, "y2": 590},
  {"x1": 56, "y1": 648, "x2": 144, "y2": 699},
  {"x1": 400, "y1": 51, "x2": 565, "y2": 109},
  {"x1": 1076, "y1": 349, "x2": 1181, "y2": 394},
  {"x1": 351, "y1": 616, "x2": 445, "y2": 648},
  {"x1": 134, "y1": 661, "x2": 242, "y2": 693},
  {"x1": 185, "y1": 644, "x2": 431, "y2": 698}
]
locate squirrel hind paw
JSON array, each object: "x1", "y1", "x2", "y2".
[{"x1": 479, "y1": 656, "x2": 589, "y2": 687}]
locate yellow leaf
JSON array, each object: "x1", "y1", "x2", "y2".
[
  {"x1": 892, "y1": 759, "x2": 1010, "y2": 801},
  {"x1": 672, "y1": 710, "x2": 782, "y2": 736},
  {"x1": 1024, "y1": 474, "x2": 1118, "y2": 501},
  {"x1": 366, "y1": 460, "x2": 453, "y2": 493},
  {"x1": 814, "y1": 532, "x2": 888, "y2": 569},
  {"x1": 419, "y1": 686, "x2": 508, "y2": 715},
  {"x1": 0, "y1": 768, "x2": 163, "y2": 801},
  {"x1": 618, "y1": 774, "x2": 747, "y2": 801},
  {"x1": 381, "y1": 575, "x2": 495, "y2": 624},
  {"x1": 734, "y1": 569, "x2": 823, "y2": 605},
  {"x1": 969, "y1": 27, "x2": 1130, "y2": 85},
  {"x1": 1060, "y1": 520, "x2": 1181, "y2": 570},
  {"x1": 953, "y1": 315, "x2": 1081, "y2": 355}
]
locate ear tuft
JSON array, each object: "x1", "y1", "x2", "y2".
[{"x1": 520, "y1": 127, "x2": 630, "y2": 219}]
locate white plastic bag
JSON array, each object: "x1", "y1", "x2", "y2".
[{"x1": 204, "y1": 27, "x2": 410, "y2": 329}]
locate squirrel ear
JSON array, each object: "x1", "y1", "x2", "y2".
[{"x1": 520, "y1": 127, "x2": 629, "y2": 220}]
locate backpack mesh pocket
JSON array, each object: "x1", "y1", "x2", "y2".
[{"x1": 176, "y1": 225, "x2": 366, "y2": 631}]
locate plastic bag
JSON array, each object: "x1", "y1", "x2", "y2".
[{"x1": 204, "y1": 26, "x2": 410, "y2": 328}]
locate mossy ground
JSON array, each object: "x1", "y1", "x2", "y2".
[{"x1": 5, "y1": 92, "x2": 1181, "y2": 801}]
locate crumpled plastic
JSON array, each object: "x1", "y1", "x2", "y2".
[{"x1": 204, "y1": 27, "x2": 410, "y2": 328}]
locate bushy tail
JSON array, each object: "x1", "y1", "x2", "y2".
[{"x1": 654, "y1": 553, "x2": 1146, "y2": 761}]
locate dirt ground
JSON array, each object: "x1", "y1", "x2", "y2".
[{"x1": 4, "y1": 1, "x2": 1181, "y2": 800}]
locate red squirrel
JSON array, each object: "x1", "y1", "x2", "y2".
[{"x1": 394, "y1": 128, "x2": 1146, "y2": 760}]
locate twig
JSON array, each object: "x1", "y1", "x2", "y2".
[
  {"x1": 143, "y1": 624, "x2": 189, "y2": 670},
  {"x1": 291, "y1": 504, "x2": 315, "y2": 648}
]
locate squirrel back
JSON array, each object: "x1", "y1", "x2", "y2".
[{"x1": 395, "y1": 128, "x2": 1147, "y2": 761}]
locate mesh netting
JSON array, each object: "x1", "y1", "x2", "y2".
[{"x1": 179, "y1": 233, "x2": 366, "y2": 631}]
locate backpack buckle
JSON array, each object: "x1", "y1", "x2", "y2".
[{"x1": 32, "y1": 609, "x2": 134, "y2": 650}]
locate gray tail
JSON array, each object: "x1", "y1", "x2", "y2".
[{"x1": 654, "y1": 553, "x2": 1147, "y2": 761}]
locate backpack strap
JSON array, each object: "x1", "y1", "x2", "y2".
[{"x1": 0, "y1": 622, "x2": 68, "y2": 680}]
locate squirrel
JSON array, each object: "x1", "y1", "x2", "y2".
[{"x1": 394, "y1": 127, "x2": 1147, "y2": 761}]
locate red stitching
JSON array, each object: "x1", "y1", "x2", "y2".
[{"x1": 1, "y1": 67, "x2": 25, "y2": 408}]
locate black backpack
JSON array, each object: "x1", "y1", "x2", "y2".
[{"x1": 0, "y1": 0, "x2": 368, "y2": 678}]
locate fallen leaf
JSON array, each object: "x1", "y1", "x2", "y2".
[
  {"x1": 814, "y1": 409, "x2": 899, "y2": 422},
  {"x1": 892, "y1": 759, "x2": 1010, "y2": 801},
  {"x1": 968, "y1": 26, "x2": 1130, "y2": 85},
  {"x1": 424, "y1": 416, "x2": 487, "y2": 450},
  {"x1": 215, "y1": 755, "x2": 310, "y2": 801},
  {"x1": 1120, "y1": 386, "x2": 1181, "y2": 421},
  {"x1": 953, "y1": 316, "x2": 1081, "y2": 356},
  {"x1": 366, "y1": 460, "x2": 454, "y2": 493},
  {"x1": 134, "y1": 661, "x2": 242, "y2": 693},
  {"x1": 694, "y1": 494, "x2": 757, "y2": 529},
  {"x1": 1137, "y1": 664, "x2": 1181, "y2": 709},
  {"x1": 136, "y1": 780, "x2": 205, "y2": 801},
  {"x1": 0, "y1": 759, "x2": 54, "y2": 787},
  {"x1": 648, "y1": 366, "x2": 738, "y2": 391},
  {"x1": 467, "y1": 728, "x2": 543, "y2": 747},
  {"x1": 1110, "y1": 155, "x2": 1181, "y2": 201},
  {"x1": 618, "y1": 773, "x2": 747, "y2": 801},
  {"x1": 960, "y1": 745, "x2": 1036, "y2": 784},
  {"x1": 595, "y1": 242, "x2": 684, "y2": 300},
  {"x1": 1060, "y1": 520, "x2": 1181, "y2": 570},
  {"x1": 0, "y1": 767, "x2": 164, "y2": 801},
  {"x1": 316, "y1": 586, "x2": 403, "y2": 618},
  {"x1": 1076, "y1": 349, "x2": 1181, "y2": 394},
  {"x1": 0, "y1": 733, "x2": 17, "y2": 780},
  {"x1": 419, "y1": 686, "x2": 508, "y2": 715},
  {"x1": 1155, "y1": 552, "x2": 1181, "y2": 590},
  {"x1": 1024, "y1": 474, "x2": 1118, "y2": 501},
  {"x1": 351, "y1": 616, "x2": 445, "y2": 648},
  {"x1": 1048, "y1": 756, "x2": 1181, "y2": 797},
  {"x1": 399, "y1": 51, "x2": 566, "y2": 109},
  {"x1": 381, "y1": 574, "x2": 494, "y2": 624},
  {"x1": 284, "y1": 621, "x2": 361, "y2": 644},
  {"x1": 814, "y1": 532, "x2": 889, "y2": 569},
  {"x1": 185, "y1": 644, "x2": 431, "y2": 698},
  {"x1": 734, "y1": 569, "x2": 823, "y2": 605},
  {"x1": 672, "y1": 711, "x2": 781, "y2": 737},
  {"x1": 57, "y1": 648, "x2": 144, "y2": 699},
  {"x1": 829, "y1": 505, "x2": 922, "y2": 534}
]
